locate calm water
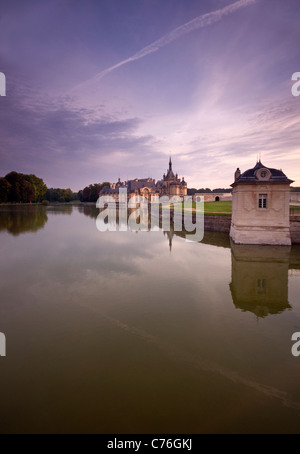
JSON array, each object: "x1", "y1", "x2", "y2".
[{"x1": 0, "y1": 205, "x2": 300, "y2": 433}]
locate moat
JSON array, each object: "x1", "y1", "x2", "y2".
[{"x1": 0, "y1": 205, "x2": 300, "y2": 433}]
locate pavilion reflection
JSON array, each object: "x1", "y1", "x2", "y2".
[{"x1": 229, "y1": 242, "x2": 292, "y2": 318}]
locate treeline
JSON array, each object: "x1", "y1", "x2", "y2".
[
  {"x1": 0, "y1": 170, "x2": 111, "y2": 204},
  {"x1": 77, "y1": 182, "x2": 110, "y2": 202},
  {"x1": 44, "y1": 182, "x2": 110, "y2": 202},
  {"x1": 0, "y1": 171, "x2": 47, "y2": 203},
  {"x1": 45, "y1": 188, "x2": 76, "y2": 202},
  {"x1": 187, "y1": 187, "x2": 232, "y2": 195}
]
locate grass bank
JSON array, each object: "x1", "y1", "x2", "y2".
[{"x1": 163, "y1": 200, "x2": 232, "y2": 215}]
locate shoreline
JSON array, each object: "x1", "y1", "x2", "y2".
[{"x1": 1, "y1": 203, "x2": 299, "y2": 244}]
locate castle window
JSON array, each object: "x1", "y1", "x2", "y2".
[{"x1": 258, "y1": 194, "x2": 267, "y2": 209}]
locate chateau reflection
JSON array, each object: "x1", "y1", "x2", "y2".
[
  {"x1": 163, "y1": 227, "x2": 175, "y2": 252},
  {"x1": 89, "y1": 204, "x2": 231, "y2": 250},
  {"x1": 229, "y1": 243, "x2": 292, "y2": 318}
]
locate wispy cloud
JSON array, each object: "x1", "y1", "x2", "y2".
[
  {"x1": 0, "y1": 81, "x2": 156, "y2": 188},
  {"x1": 75, "y1": 0, "x2": 259, "y2": 89}
]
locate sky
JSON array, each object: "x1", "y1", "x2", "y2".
[{"x1": 0, "y1": 0, "x2": 300, "y2": 191}]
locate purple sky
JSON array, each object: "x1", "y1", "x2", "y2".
[{"x1": 0, "y1": 0, "x2": 300, "y2": 191}]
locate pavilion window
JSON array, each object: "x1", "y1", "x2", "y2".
[{"x1": 258, "y1": 194, "x2": 267, "y2": 209}]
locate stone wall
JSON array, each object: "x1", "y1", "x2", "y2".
[
  {"x1": 193, "y1": 193, "x2": 232, "y2": 202},
  {"x1": 290, "y1": 217, "x2": 300, "y2": 244},
  {"x1": 204, "y1": 214, "x2": 300, "y2": 244},
  {"x1": 204, "y1": 214, "x2": 231, "y2": 233}
]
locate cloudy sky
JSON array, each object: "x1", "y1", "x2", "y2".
[{"x1": 0, "y1": 0, "x2": 300, "y2": 191}]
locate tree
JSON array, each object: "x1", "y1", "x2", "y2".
[
  {"x1": 4, "y1": 171, "x2": 44, "y2": 203},
  {"x1": 88, "y1": 184, "x2": 101, "y2": 202},
  {"x1": 5, "y1": 171, "x2": 35, "y2": 202},
  {"x1": 0, "y1": 178, "x2": 12, "y2": 203},
  {"x1": 82, "y1": 186, "x2": 90, "y2": 202},
  {"x1": 46, "y1": 188, "x2": 60, "y2": 202},
  {"x1": 62, "y1": 188, "x2": 73, "y2": 202},
  {"x1": 23, "y1": 180, "x2": 35, "y2": 203},
  {"x1": 78, "y1": 182, "x2": 110, "y2": 202},
  {"x1": 24, "y1": 174, "x2": 47, "y2": 202},
  {"x1": 100, "y1": 182, "x2": 110, "y2": 190},
  {"x1": 5, "y1": 171, "x2": 24, "y2": 202}
]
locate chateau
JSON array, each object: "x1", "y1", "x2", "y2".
[{"x1": 100, "y1": 157, "x2": 187, "y2": 200}]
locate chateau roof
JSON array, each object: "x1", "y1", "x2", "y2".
[
  {"x1": 127, "y1": 179, "x2": 156, "y2": 191},
  {"x1": 100, "y1": 158, "x2": 187, "y2": 194},
  {"x1": 100, "y1": 185, "x2": 118, "y2": 194},
  {"x1": 165, "y1": 169, "x2": 175, "y2": 179}
]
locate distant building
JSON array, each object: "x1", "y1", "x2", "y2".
[
  {"x1": 230, "y1": 161, "x2": 293, "y2": 245},
  {"x1": 290, "y1": 192, "x2": 300, "y2": 203},
  {"x1": 193, "y1": 192, "x2": 232, "y2": 202},
  {"x1": 100, "y1": 157, "x2": 187, "y2": 201},
  {"x1": 156, "y1": 157, "x2": 187, "y2": 198}
]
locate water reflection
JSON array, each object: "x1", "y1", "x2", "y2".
[
  {"x1": 0, "y1": 206, "x2": 48, "y2": 236},
  {"x1": 45, "y1": 205, "x2": 73, "y2": 215},
  {"x1": 175, "y1": 223, "x2": 297, "y2": 319},
  {"x1": 0, "y1": 205, "x2": 297, "y2": 322},
  {"x1": 78, "y1": 204, "x2": 98, "y2": 218},
  {"x1": 229, "y1": 242, "x2": 292, "y2": 317},
  {"x1": 174, "y1": 225, "x2": 230, "y2": 249},
  {"x1": 0, "y1": 205, "x2": 300, "y2": 432},
  {"x1": 163, "y1": 229, "x2": 175, "y2": 252}
]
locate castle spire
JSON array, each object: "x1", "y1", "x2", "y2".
[{"x1": 169, "y1": 155, "x2": 172, "y2": 171}]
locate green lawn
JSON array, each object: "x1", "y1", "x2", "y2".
[
  {"x1": 162, "y1": 200, "x2": 298, "y2": 216},
  {"x1": 162, "y1": 200, "x2": 232, "y2": 215},
  {"x1": 202, "y1": 201, "x2": 232, "y2": 213}
]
